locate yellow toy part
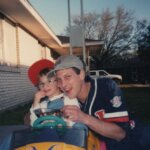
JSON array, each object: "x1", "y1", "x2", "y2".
[
  {"x1": 15, "y1": 142, "x2": 85, "y2": 150},
  {"x1": 87, "y1": 131, "x2": 101, "y2": 150},
  {"x1": 15, "y1": 131, "x2": 103, "y2": 150}
]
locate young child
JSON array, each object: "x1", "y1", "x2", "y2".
[{"x1": 28, "y1": 59, "x2": 80, "y2": 127}]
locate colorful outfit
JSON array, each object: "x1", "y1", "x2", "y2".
[
  {"x1": 81, "y1": 76, "x2": 130, "y2": 150},
  {"x1": 30, "y1": 93, "x2": 80, "y2": 127}
]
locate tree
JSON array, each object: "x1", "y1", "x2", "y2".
[
  {"x1": 64, "y1": 11, "x2": 100, "y2": 39},
  {"x1": 64, "y1": 6, "x2": 136, "y2": 68},
  {"x1": 96, "y1": 7, "x2": 135, "y2": 67},
  {"x1": 136, "y1": 20, "x2": 150, "y2": 64}
]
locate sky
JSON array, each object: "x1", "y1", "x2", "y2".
[{"x1": 29, "y1": 0, "x2": 150, "y2": 35}]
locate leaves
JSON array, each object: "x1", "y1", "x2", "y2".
[
  {"x1": 63, "y1": 6, "x2": 136, "y2": 68},
  {"x1": 136, "y1": 20, "x2": 150, "y2": 64}
]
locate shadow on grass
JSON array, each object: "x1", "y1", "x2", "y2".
[
  {"x1": 122, "y1": 87, "x2": 150, "y2": 124},
  {"x1": 0, "y1": 103, "x2": 31, "y2": 125}
]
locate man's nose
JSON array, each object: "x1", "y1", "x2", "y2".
[{"x1": 61, "y1": 79, "x2": 67, "y2": 89}]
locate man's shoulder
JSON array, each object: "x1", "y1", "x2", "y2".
[
  {"x1": 87, "y1": 75, "x2": 114, "y2": 82},
  {"x1": 96, "y1": 77, "x2": 115, "y2": 85},
  {"x1": 86, "y1": 75, "x2": 116, "y2": 90}
]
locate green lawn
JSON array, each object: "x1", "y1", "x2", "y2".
[
  {"x1": 0, "y1": 103, "x2": 31, "y2": 125},
  {"x1": 0, "y1": 86, "x2": 150, "y2": 125},
  {"x1": 122, "y1": 87, "x2": 150, "y2": 124}
]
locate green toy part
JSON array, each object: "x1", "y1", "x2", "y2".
[{"x1": 33, "y1": 115, "x2": 66, "y2": 129}]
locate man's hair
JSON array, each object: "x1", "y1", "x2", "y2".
[{"x1": 72, "y1": 67, "x2": 81, "y2": 75}]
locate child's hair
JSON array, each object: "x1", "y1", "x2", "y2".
[
  {"x1": 39, "y1": 68, "x2": 50, "y2": 77},
  {"x1": 47, "y1": 70, "x2": 56, "y2": 79}
]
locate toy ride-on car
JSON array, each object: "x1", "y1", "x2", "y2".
[{"x1": 0, "y1": 108, "x2": 102, "y2": 150}]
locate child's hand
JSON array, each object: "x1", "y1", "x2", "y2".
[{"x1": 33, "y1": 91, "x2": 46, "y2": 107}]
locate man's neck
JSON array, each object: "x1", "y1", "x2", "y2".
[{"x1": 78, "y1": 81, "x2": 91, "y2": 103}]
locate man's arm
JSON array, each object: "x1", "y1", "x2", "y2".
[
  {"x1": 82, "y1": 111, "x2": 126, "y2": 141},
  {"x1": 62, "y1": 105, "x2": 126, "y2": 141}
]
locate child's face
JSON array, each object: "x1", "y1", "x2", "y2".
[{"x1": 38, "y1": 75, "x2": 60, "y2": 98}]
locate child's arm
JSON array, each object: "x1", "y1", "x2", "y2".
[{"x1": 30, "y1": 91, "x2": 46, "y2": 126}]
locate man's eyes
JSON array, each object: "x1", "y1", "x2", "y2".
[
  {"x1": 65, "y1": 75, "x2": 71, "y2": 80},
  {"x1": 56, "y1": 75, "x2": 72, "y2": 83}
]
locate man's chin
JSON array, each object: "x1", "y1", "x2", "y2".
[{"x1": 67, "y1": 94, "x2": 75, "y2": 99}]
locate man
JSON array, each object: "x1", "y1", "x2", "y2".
[{"x1": 53, "y1": 55, "x2": 130, "y2": 150}]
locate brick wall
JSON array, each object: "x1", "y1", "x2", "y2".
[{"x1": 0, "y1": 65, "x2": 36, "y2": 111}]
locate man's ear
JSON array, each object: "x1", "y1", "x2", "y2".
[{"x1": 79, "y1": 69, "x2": 85, "y2": 80}]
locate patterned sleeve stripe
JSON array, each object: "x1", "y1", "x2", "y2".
[
  {"x1": 104, "y1": 116, "x2": 129, "y2": 123},
  {"x1": 104, "y1": 111, "x2": 129, "y2": 119}
]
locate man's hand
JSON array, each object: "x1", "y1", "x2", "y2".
[
  {"x1": 62, "y1": 105, "x2": 126, "y2": 141},
  {"x1": 62, "y1": 105, "x2": 86, "y2": 123}
]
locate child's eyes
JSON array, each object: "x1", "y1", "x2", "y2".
[
  {"x1": 48, "y1": 80, "x2": 52, "y2": 83},
  {"x1": 38, "y1": 83, "x2": 44, "y2": 89},
  {"x1": 39, "y1": 83, "x2": 44, "y2": 86}
]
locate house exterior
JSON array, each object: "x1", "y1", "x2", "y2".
[
  {"x1": 0, "y1": 0, "x2": 62, "y2": 111},
  {"x1": 0, "y1": 0, "x2": 103, "y2": 111}
]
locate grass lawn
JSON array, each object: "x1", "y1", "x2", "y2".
[
  {"x1": 122, "y1": 86, "x2": 150, "y2": 124},
  {"x1": 0, "y1": 86, "x2": 150, "y2": 125},
  {"x1": 0, "y1": 103, "x2": 32, "y2": 125}
]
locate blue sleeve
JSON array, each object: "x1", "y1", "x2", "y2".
[{"x1": 47, "y1": 98, "x2": 64, "y2": 110}]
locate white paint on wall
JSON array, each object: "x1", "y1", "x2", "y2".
[
  {"x1": 0, "y1": 19, "x2": 3, "y2": 63},
  {"x1": 3, "y1": 20, "x2": 17, "y2": 66},
  {"x1": 18, "y1": 27, "x2": 41, "y2": 66}
]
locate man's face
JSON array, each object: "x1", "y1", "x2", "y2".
[{"x1": 56, "y1": 68, "x2": 84, "y2": 99}]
